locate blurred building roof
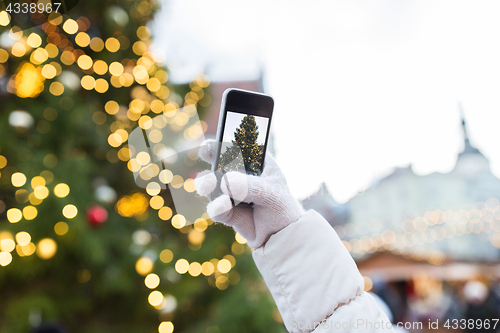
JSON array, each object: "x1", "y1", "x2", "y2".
[{"x1": 301, "y1": 183, "x2": 350, "y2": 227}]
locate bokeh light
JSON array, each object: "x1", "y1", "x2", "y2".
[
  {"x1": 11, "y1": 172, "x2": 27, "y2": 187},
  {"x1": 158, "y1": 322, "x2": 174, "y2": 333},
  {"x1": 7, "y1": 208, "x2": 22, "y2": 223},
  {"x1": 36, "y1": 238, "x2": 57, "y2": 260},
  {"x1": 54, "y1": 183, "x2": 70, "y2": 198},
  {"x1": 144, "y1": 273, "x2": 160, "y2": 289},
  {"x1": 159, "y1": 249, "x2": 173, "y2": 263},
  {"x1": 136, "y1": 257, "x2": 154, "y2": 276},
  {"x1": 62, "y1": 204, "x2": 78, "y2": 219},
  {"x1": 175, "y1": 259, "x2": 189, "y2": 274}
]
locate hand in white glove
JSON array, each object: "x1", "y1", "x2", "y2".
[{"x1": 195, "y1": 139, "x2": 304, "y2": 248}]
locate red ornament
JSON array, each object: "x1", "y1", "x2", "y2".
[{"x1": 86, "y1": 205, "x2": 108, "y2": 227}]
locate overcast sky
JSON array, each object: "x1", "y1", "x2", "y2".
[{"x1": 153, "y1": 0, "x2": 500, "y2": 203}]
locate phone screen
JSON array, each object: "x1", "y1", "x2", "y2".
[{"x1": 217, "y1": 111, "x2": 270, "y2": 176}]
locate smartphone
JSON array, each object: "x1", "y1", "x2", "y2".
[{"x1": 210, "y1": 88, "x2": 274, "y2": 204}]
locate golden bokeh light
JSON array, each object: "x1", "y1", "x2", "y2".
[
  {"x1": 0, "y1": 10, "x2": 11, "y2": 26},
  {"x1": 16, "y1": 231, "x2": 31, "y2": 246},
  {"x1": 201, "y1": 262, "x2": 215, "y2": 276},
  {"x1": 144, "y1": 273, "x2": 160, "y2": 289},
  {"x1": 171, "y1": 214, "x2": 186, "y2": 229},
  {"x1": 183, "y1": 178, "x2": 196, "y2": 193},
  {"x1": 34, "y1": 186, "x2": 49, "y2": 200},
  {"x1": 158, "y1": 206, "x2": 172, "y2": 221},
  {"x1": 17, "y1": 242, "x2": 36, "y2": 257},
  {"x1": 36, "y1": 238, "x2": 57, "y2": 260},
  {"x1": 216, "y1": 276, "x2": 229, "y2": 290},
  {"x1": 109, "y1": 62, "x2": 124, "y2": 76},
  {"x1": 146, "y1": 182, "x2": 161, "y2": 196},
  {"x1": 132, "y1": 41, "x2": 147, "y2": 55},
  {"x1": 188, "y1": 229, "x2": 205, "y2": 245},
  {"x1": 77, "y1": 55, "x2": 93, "y2": 70},
  {"x1": 14, "y1": 63, "x2": 44, "y2": 98},
  {"x1": 146, "y1": 77, "x2": 161, "y2": 92},
  {"x1": 175, "y1": 259, "x2": 189, "y2": 274},
  {"x1": 11, "y1": 42, "x2": 26, "y2": 57},
  {"x1": 41, "y1": 64, "x2": 57, "y2": 79},
  {"x1": 11, "y1": 172, "x2": 27, "y2": 187},
  {"x1": 93, "y1": 60, "x2": 108, "y2": 75},
  {"x1": 149, "y1": 196, "x2": 164, "y2": 210},
  {"x1": 81, "y1": 75, "x2": 96, "y2": 90},
  {"x1": 54, "y1": 183, "x2": 70, "y2": 198},
  {"x1": 127, "y1": 158, "x2": 141, "y2": 172},
  {"x1": 31, "y1": 176, "x2": 46, "y2": 188},
  {"x1": 148, "y1": 291, "x2": 163, "y2": 307},
  {"x1": 108, "y1": 133, "x2": 123, "y2": 148},
  {"x1": 158, "y1": 322, "x2": 174, "y2": 333},
  {"x1": 159, "y1": 249, "x2": 173, "y2": 263},
  {"x1": 136, "y1": 152, "x2": 151, "y2": 165},
  {"x1": 150, "y1": 100, "x2": 164, "y2": 113},
  {"x1": 0, "y1": 49, "x2": 7, "y2": 63},
  {"x1": 116, "y1": 193, "x2": 148, "y2": 218},
  {"x1": 118, "y1": 147, "x2": 130, "y2": 162},
  {"x1": 0, "y1": 155, "x2": 7, "y2": 168},
  {"x1": 188, "y1": 262, "x2": 202, "y2": 277},
  {"x1": 194, "y1": 219, "x2": 208, "y2": 232},
  {"x1": 95, "y1": 78, "x2": 109, "y2": 93},
  {"x1": 0, "y1": 232, "x2": 13, "y2": 242},
  {"x1": 1, "y1": 238, "x2": 15, "y2": 252},
  {"x1": 62, "y1": 204, "x2": 78, "y2": 219},
  {"x1": 32, "y1": 48, "x2": 49, "y2": 65},
  {"x1": 27, "y1": 33, "x2": 42, "y2": 48},
  {"x1": 49, "y1": 82, "x2": 64, "y2": 96},
  {"x1": 170, "y1": 175, "x2": 184, "y2": 189},
  {"x1": 63, "y1": 19, "x2": 79, "y2": 34},
  {"x1": 133, "y1": 65, "x2": 149, "y2": 84},
  {"x1": 45, "y1": 44, "x2": 59, "y2": 58},
  {"x1": 60, "y1": 50, "x2": 75, "y2": 65},
  {"x1": 54, "y1": 222, "x2": 69, "y2": 236},
  {"x1": 119, "y1": 73, "x2": 134, "y2": 87},
  {"x1": 7, "y1": 208, "x2": 22, "y2": 223},
  {"x1": 136, "y1": 257, "x2": 154, "y2": 276},
  {"x1": 105, "y1": 100, "x2": 120, "y2": 115},
  {"x1": 75, "y1": 32, "x2": 91, "y2": 47},
  {"x1": 23, "y1": 205, "x2": 38, "y2": 220},
  {"x1": 0, "y1": 252, "x2": 13, "y2": 267},
  {"x1": 90, "y1": 37, "x2": 104, "y2": 52},
  {"x1": 105, "y1": 37, "x2": 120, "y2": 52},
  {"x1": 232, "y1": 242, "x2": 245, "y2": 255},
  {"x1": 137, "y1": 26, "x2": 151, "y2": 40},
  {"x1": 217, "y1": 259, "x2": 232, "y2": 274}
]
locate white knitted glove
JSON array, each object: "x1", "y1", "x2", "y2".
[{"x1": 195, "y1": 139, "x2": 304, "y2": 249}]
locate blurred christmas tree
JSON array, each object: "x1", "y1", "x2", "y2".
[
  {"x1": 0, "y1": 1, "x2": 283, "y2": 333},
  {"x1": 219, "y1": 115, "x2": 263, "y2": 175}
]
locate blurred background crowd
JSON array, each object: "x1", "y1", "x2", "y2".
[{"x1": 1, "y1": 0, "x2": 500, "y2": 332}]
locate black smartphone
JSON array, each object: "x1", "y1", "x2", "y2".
[{"x1": 210, "y1": 88, "x2": 274, "y2": 204}]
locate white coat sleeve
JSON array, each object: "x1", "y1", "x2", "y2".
[{"x1": 252, "y1": 210, "x2": 396, "y2": 333}]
